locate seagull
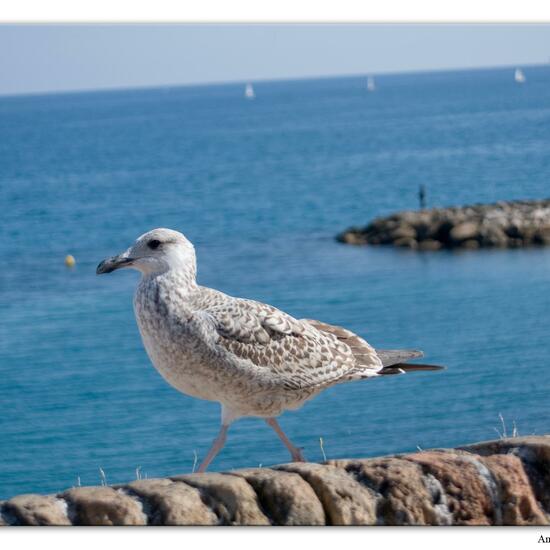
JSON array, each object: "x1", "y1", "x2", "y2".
[{"x1": 97, "y1": 228, "x2": 443, "y2": 472}]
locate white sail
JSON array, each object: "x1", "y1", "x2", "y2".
[
  {"x1": 245, "y1": 83, "x2": 255, "y2": 99},
  {"x1": 367, "y1": 76, "x2": 376, "y2": 92},
  {"x1": 514, "y1": 68, "x2": 526, "y2": 84}
]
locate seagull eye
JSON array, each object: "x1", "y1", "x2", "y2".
[{"x1": 148, "y1": 239, "x2": 161, "y2": 250}]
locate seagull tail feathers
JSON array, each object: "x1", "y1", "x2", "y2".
[{"x1": 378, "y1": 363, "x2": 445, "y2": 376}]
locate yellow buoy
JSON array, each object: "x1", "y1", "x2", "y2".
[{"x1": 65, "y1": 254, "x2": 76, "y2": 268}]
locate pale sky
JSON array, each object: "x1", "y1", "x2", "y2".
[{"x1": 0, "y1": 24, "x2": 549, "y2": 95}]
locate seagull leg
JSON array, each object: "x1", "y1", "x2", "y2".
[
  {"x1": 265, "y1": 417, "x2": 306, "y2": 463},
  {"x1": 197, "y1": 424, "x2": 229, "y2": 473}
]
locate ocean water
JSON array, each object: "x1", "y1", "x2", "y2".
[{"x1": 2, "y1": 66, "x2": 550, "y2": 499}]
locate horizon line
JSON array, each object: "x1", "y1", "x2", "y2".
[{"x1": 0, "y1": 60, "x2": 546, "y2": 100}]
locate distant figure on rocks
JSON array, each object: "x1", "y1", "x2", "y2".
[{"x1": 418, "y1": 185, "x2": 427, "y2": 210}]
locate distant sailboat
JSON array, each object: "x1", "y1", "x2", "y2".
[
  {"x1": 367, "y1": 76, "x2": 376, "y2": 92},
  {"x1": 244, "y1": 83, "x2": 255, "y2": 99},
  {"x1": 514, "y1": 68, "x2": 526, "y2": 84}
]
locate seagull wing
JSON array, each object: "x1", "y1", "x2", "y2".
[
  {"x1": 305, "y1": 319, "x2": 443, "y2": 375},
  {"x1": 199, "y1": 294, "x2": 381, "y2": 390},
  {"x1": 208, "y1": 298, "x2": 305, "y2": 344},
  {"x1": 301, "y1": 318, "x2": 383, "y2": 380}
]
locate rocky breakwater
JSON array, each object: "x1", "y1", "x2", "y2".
[
  {"x1": 337, "y1": 199, "x2": 550, "y2": 250},
  {"x1": 2, "y1": 435, "x2": 550, "y2": 525}
]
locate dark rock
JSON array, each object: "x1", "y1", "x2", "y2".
[
  {"x1": 418, "y1": 239, "x2": 442, "y2": 251},
  {"x1": 534, "y1": 227, "x2": 550, "y2": 245},
  {"x1": 393, "y1": 237, "x2": 417, "y2": 248},
  {"x1": 337, "y1": 199, "x2": 550, "y2": 250},
  {"x1": 432, "y1": 220, "x2": 454, "y2": 244},
  {"x1": 461, "y1": 239, "x2": 480, "y2": 249}
]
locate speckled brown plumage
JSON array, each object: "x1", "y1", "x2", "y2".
[{"x1": 97, "y1": 228, "x2": 443, "y2": 471}]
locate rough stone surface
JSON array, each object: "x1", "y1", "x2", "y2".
[
  {"x1": 2, "y1": 494, "x2": 71, "y2": 526},
  {"x1": 276, "y1": 462, "x2": 377, "y2": 525},
  {"x1": 450, "y1": 222, "x2": 480, "y2": 242},
  {"x1": 403, "y1": 451, "x2": 495, "y2": 525},
  {"x1": 171, "y1": 472, "x2": 270, "y2": 525},
  {"x1": 480, "y1": 455, "x2": 546, "y2": 525},
  {"x1": 337, "y1": 199, "x2": 550, "y2": 250},
  {"x1": 231, "y1": 468, "x2": 325, "y2": 525},
  {"x1": 460, "y1": 436, "x2": 550, "y2": 517},
  {"x1": 125, "y1": 478, "x2": 217, "y2": 525},
  {"x1": 61, "y1": 486, "x2": 147, "y2": 526},
  {"x1": 2, "y1": 436, "x2": 550, "y2": 526},
  {"x1": 418, "y1": 239, "x2": 442, "y2": 250},
  {"x1": 329, "y1": 457, "x2": 447, "y2": 525}
]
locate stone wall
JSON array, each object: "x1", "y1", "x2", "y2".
[
  {"x1": 2, "y1": 436, "x2": 550, "y2": 525},
  {"x1": 337, "y1": 199, "x2": 550, "y2": 250}
]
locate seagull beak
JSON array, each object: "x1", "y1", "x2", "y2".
[{"x1": 96, "y1": 254, "x2": 135, "y2": 274}]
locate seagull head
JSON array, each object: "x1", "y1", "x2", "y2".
[{"x1": 96, "y1": 228, "x2": 196, "y2": 276}]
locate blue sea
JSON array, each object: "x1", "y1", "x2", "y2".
[{"x1": 2, "y1": 66, "x2": 550, "y2": 500}]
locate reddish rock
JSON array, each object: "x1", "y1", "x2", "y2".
[
  {"x1": 330, "y1": 457, "x2": 449, "y2": 525},
  {"x1": 404, "y1": 451, "x2": 494, "y2": 525},
  {"x1": 460, "y1": 436, "x2": 550, "y2": 515},
  {"x1": 2, "y1": 436, "x2": 550, "y2": 526},
  {"x1": 480, "y1": 454, "x2": 547, "y2": 525}
]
